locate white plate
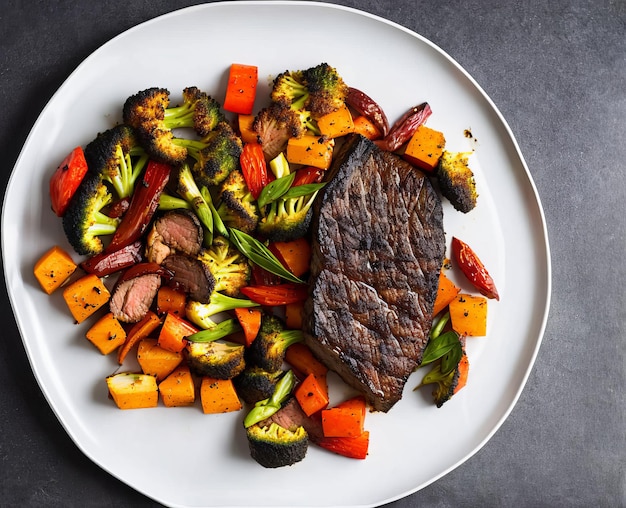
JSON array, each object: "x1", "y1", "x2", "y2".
[{"x1": 2, "y1": 2, "x2": 550, "y2": 507}]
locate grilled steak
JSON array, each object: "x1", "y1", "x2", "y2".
[
  {"x1": 303, "y1": 134, "x2": 446, "y2": 412},
  {"x1": 146, "y1": 209, "x2": 203, "y2": 264},
  {"x1": 162, "y1": 254, "x2": 214, "y2": 303}
]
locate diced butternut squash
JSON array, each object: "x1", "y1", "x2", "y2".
[
  {"x1": 85, "y1": 312, "x2": 127, "y2": 355},
  {"x1": 285, "y1": 342, "x2": 328, "y2": 392},
  {"x1": 352, "y1": 115, "x2": 383, "y2": 140},
  {"x1": 238, "y1": 114, "x2": 258, "y2": 144},
  {"x1": 317, "y1": 104, "x2": 355, "y2": 138},
  {"x1": 286, "y1": 135, "x2": 334, "y2": 169},
  {"x1": 294, "y1": 373, "x2": 329, "y2": 416},
  {"x1": 136, "y1": 338, "x2": 183, "y2": 381},
  {"x1": 156, "y1": 286, "x2": 187, "y2": 317},
  {"x1": 449, "y1": 293, "x2": 488, "y2": 336},
  {"x1": 402, "y1": 125, "x2": 446, "y2": 172},
  {"x1": 432, "y1": 270, "x2": 461, "y2": 316},
  {"x1": 33, "y1": 245, "x2": 77, "y2": 294},
  {"x1": 158, "y1": 364, "x2": 195, "y2": 407},
  {"x1": 200, "y1": 377, "x2": 242, "y2": 414},
  {"x1": 106, "y1": 372, "x2": 158, "y2": 410},
  {"x1": 62, "y1": 273, "x2": 110, "y2": 323}
]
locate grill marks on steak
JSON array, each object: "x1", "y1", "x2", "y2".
[{"x1": 303, "y1": 134, "x2": 445, "y2": 412}]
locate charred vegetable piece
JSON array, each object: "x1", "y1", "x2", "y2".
[
  {"x1": 234, "y1": 366, "x2": 284, "y2": 405},
  {"x1": 246, "y1": 314, "x2": 304, "y2": 372},
  {"x1": 106, "y1": 160, "x2": 171, "y2": 253},
  {"x1": 375, "y1": 102, "x2": 432, "y2": 152},
  {"x1": 346, "y1": 87, "x2": 390, "y2": 137},
  {"x1": 452, "y1": 237, "x2": 499, "y2": 300},
  {"x1": 436, "y1": 151, "x2": 478, "y2": 213},
  {"x1": 246, "y1": 422, "x2": 308, "y2": 468}
]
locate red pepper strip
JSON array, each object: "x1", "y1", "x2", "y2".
[
  {"x1": 240, "y1": 142, "x2": 270, "y2": 200},
  {"x1": 251, "y1": 264, "x2": 282, "y2": 286},
  {"x1": 106, "y1": 160, "x2": 171, "y2": 253},
  {"x1": 346, "y1": 87, "x2": 390, "y2": 137},
  {"x1": 80, "y1": 240, "x2": 143, "y2": 277},
  {"x1": 315, "y1": 431, "x2": 370, "y2": 460},
  {"x1": 451, "y1": 236, "x2": 500, "y2": 300},
  {"x1": 374, "y1": 102, "x2": 432, "y2": 152},
  {"x1": 49, "y1": 146, "x2": 88, "y2": 217},
  {"x1": 292, "y1": 166, "x2": 325, "y2": 186},
  {"x1": 240, "y1": 283, "x2": 308, "y2": 306}
]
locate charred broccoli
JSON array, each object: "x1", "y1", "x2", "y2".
[
  {"x1": 436, "y1": 151, "x2": 478, "y2": 213},
  {"x1": 84, "y1": 124, "x2": 149, "y2": 199},
  {"x1": 216, "y1": 170, "x2": 260, "y2": 234},
  {"x1": 247, "y1": 314, "x2": 304, "y2": 372},
  {"x1": 197, "y1": 235, "x2": 251, "y2": 297},
  {"x1": 163, "y1": 86, "x2": 224, "y2": 136},
  {"x1": 62, "y1": 171, "x2": 120, "y2": 256},
  {"x1": 172, "y1": 121, "x2": 243, "y2": 188},
  {"x1": 122, "y1": 86, "x2": 223, "y2": 165},
  {"x1": 185, "y1": 317, "x2": 246, "y2": 379},
  {"x1": 271, "y1": 63, "x2": 349, "y2": 119},
  {"x1": 246, "y1": 422, "x2": 308, "y2": 468},
  {"x1": 234, "y1": 366, "x2": 284, "y2": 405}
]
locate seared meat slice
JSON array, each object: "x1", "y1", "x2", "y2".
[
  {"x1": 110, "y1": 263, "x2": 169, "y2": 323},
  {"x1": 303, "y1": 134, "x2": 446, "y2": 412},
  {"x1": 162, "y1": 254, "x2": 214, "y2": 303},
  {"x1": 146, "y1": 209, "x2": 203, "y2": 264}
]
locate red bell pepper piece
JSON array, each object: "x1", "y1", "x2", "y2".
[
  {"x1": 240, "y1": 283, "x2": 308, "y2": 306},
  {"x1": 451, "y1": 236, "x2": 500, "y2": 300},
  {"x1": 80, "y1": 240, "x2": 143, "y2": 277},
  {"x1": 223, "y1": 63, "x2": 258, "y2": 115},
  {"x1": 316, "y1": 430, "x2": 370, "y2": 460},
  {"x1": 292, "y1": 166, "x2": 325, "y2": 186},
  {"x1": 49, "y1": 146, "x2": 88, "y2": 217},
  {"x1": 106, "y1": 160, "x2": 171, "y2": 253},
  {"x1": 240, "y1": 142, "x2": 270, "y2": 199}
]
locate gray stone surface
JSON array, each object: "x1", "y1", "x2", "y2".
[{"x1": 0, "y1": 1, "x2": 624, "y2": 507}]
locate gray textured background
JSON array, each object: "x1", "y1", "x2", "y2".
[{"x1": 1, "y1": 1, "x2": 624, "y2": 507}]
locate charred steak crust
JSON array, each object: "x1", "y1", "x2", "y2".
[{"x1": 303, "y1": 134, "x2": 445, "y2": 412}]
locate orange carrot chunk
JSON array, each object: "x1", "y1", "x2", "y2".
[
  {"x1": 85, "y1": 312, "x2": 127, "y2": 355},
  {"x1": 432, "y1": 269, "x2": 461, "y2": 316},
  {"x1": 117, "y1": 311, "x2": 162, "y2": 365},
  {"x1": 223, "y1": 63, "x2": 258, "y2": 115},
  {"x1": 234, "y1": 307, "x2": 262, "y2": 347},
  {"x1": 159, "y1": 364, "x2": 195, "y2": 407},
  {"x1": 294, "y1": 373, "x2": 329, "y2": 416},
  {"x1": 157, "y1": 312, "x2": 198, "y2": 353},
  {"x1": 136, "y1": 338, "x2": 183, "y2": 381}
]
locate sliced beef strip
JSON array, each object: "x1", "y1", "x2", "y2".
[
  {"x1": 260, "y1": 397, "x2": 324, "y2": 442},
  {"x1": 303, "y1": 134, "x2": 446, "y2": 412},
  {"x1": 161, "y1": 254, "x2": 214, "y2": 304},
  {"x1": 146, "y1": 209, "x2": 203, "y2": 264},
  {"x1": 110, "y1": 273, "x2": 162, "y2": 323}
]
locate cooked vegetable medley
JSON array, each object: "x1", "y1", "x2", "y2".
[{"x1": 33, "y1": 62, "x2": 500, "y2": 467}]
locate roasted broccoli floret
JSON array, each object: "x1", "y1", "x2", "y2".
[
  {"x1": 122, "y1": 86, "x2": 223, "y2": 165},
  {"x1": 197, "y1": 235, "x2": 251, "y2": 297},
  {"x1": 173, "y1": 121, "x2": 243, "y2": 188},
  {"x1": 173, "y1": 163, "x2": 215, "y2": 235},
  {"x1": 234, "y1": 366, "x2": 284, "y2": 405},
  {"x1": 247, "y1": 314, "x2": 304, "y2": 372},
  {"x1": 84, "y1": 124, "x2": 149, "y2": 199},
  {"x1": 436, "y1": 151, "x2": 478, "y2": 213},
  {"x1": 246, "y1": 422, "x2": 308, "y2": 468},
  {"x1": 271, "y1": 63, "x2": 349, "y2": 119},
  {"x1": 216, "y1": 169, "x2": 260, "y2": 234},
  {"x1": 186, "y1": 291, "x2": 258, "y2": 330},
  {"x1": 186, "y1": 340, "x2": 246, "y2": 379},
  {"x1": 62, "y1": 171, "x2": 120, "y2": 256},
  {"x1": 163, "y1": 86, "x2": 224, "y2": 136}
]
